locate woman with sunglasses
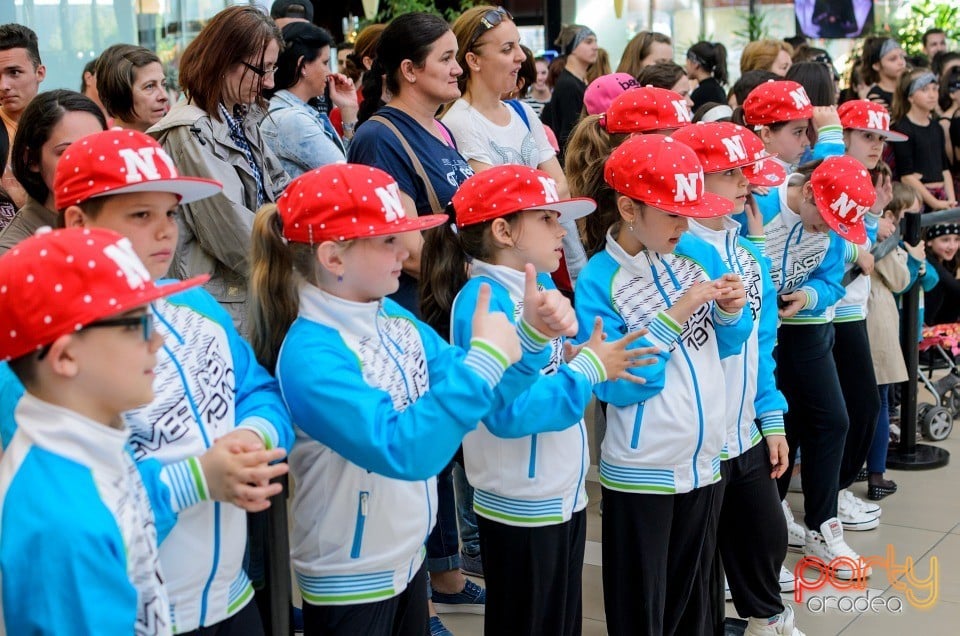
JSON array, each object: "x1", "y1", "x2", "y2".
[
  {"x1": 261, "y1": 22, "x2": 358, "y2": 178},
  {"x1": 149, "y1": 5, "x2": 289, "y2": 337},
  {"x1": 444, "y1": 6, "x2": 588, "y2": 288}
]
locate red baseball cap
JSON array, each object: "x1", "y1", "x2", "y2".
[
  {"x1": 671, "y1": 121, "x2": 786, "y2": 187},
  {"x1": 55, "y1": 129, "x2": 222, "y2": 210},
  {"x1": 837, "y1": 100, "x2": 908, "y2": 142},
  {"x1": 742, "y1": 80, "x2": 814, "y2": 126},
  {"x1": 603, "y1": 134, "x2": 734, "y2": 218},
  {"x1": 811, "y1": 156, "x2": 876, "y2": 244},
  {"x1": 277, "y1": 164, "x2": 448, "y2": 243},
  {"x1": 0, "y1": 227, "x2": 208, "y2": 362},
  {"x1": 452, "y1": 165, "x2": 595, "y2": 228},
  {"x1": 600, "y1": 86, "x2": 693, "y2": 134},
  {"x1": 584, "y1": 73, "x2": 639, "y2": 116}
]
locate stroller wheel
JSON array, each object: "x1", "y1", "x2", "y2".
[
  {"x1": 921, "y1": 406, "x2": 953, "y2": 441},
  {"x1": 942, "y1": 387, "x2": 960, "y2": 418}
]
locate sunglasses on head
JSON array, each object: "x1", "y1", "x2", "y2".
[
  {"x1": 469, "y1": 6, "x2": 513, "y2": 49},
  {"x1": 37, "y1": 313, "x2": 156, "y2": 361}
]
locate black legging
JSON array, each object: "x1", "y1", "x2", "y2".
[{"x1": 834, "y1": 320, "x2": 881, "y2": 490}]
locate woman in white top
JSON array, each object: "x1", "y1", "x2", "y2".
[{"x1": 444, "y1": 5, "x2": 588, "y2": 286}]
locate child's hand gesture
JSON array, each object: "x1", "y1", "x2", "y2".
[
  {"x1": 903, "y1": 239, "x2": 925, "y2": 261},
  {"x1": 766, "y1": 434, "x2": 790, "y2": 479},
  {"x1": 811, "y1": 105, "x2": 840, "y2": 130},
  {"x1": 664, "y1": 281, "x2": 722, "y2": 325},
  {"x1": 777, "y1": 290, "x2": 808, "y2": 318},
  {"x1": 521, "y1": 263, "x2": 578, "y2": 338},
  {"x1": 199, "y1": 430, "x2": 289, "y2": 513},
  {"x1": 714, "y1": 273, "x2": 746, "y2": 314},
  {"x1": 568, "y1": 318, "x2": 660, "y2": 383},
  {"x1": 471, "y1": 282, "x2": 522, "y2": 364},
  {"x1": 872, "y1": 172, "x2": 893, "y2": 214}
]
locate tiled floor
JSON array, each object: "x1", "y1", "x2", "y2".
[{"x1": 439, "y1": 406, "x2": 960, "y2": 635}]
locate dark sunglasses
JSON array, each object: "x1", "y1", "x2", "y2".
[
  {"x1": 469, "y1": 6, "x2": 513, "y2": 49},
  {"x1": 37, "y1": 314, "x2": 156, "y2": 361},
  {"x1": 241, "y1": 61, "x2": 279, "y2": 78}
]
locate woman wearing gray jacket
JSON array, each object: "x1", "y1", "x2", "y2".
[{"x1": 149, "y1": 5, "x2": 289, "y2": 336}]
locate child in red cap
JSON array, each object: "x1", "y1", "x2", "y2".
[
  {"x1": 575, "y1": 133, "x2": 752, "y2": 635},
  {"x1": 247, "y1": 163, "x2": 579, "y2": 635},
  {"x1": 0, "y1": 228, "x2": 288, "y2": 635},
  {"x1": 673, "y1": 121, "x2": 804, "y2": 635},
  {"x1": 46, "y1": 128, "x2": 295, "y2": 634},
  {"x1": 420, "y1": 164, "x2": 658, "y2": 634}
]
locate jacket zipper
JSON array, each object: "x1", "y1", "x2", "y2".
[
  {"x1": 350, "y1": 491, "x2": 370, "y2": 559},
  {"x1": 528, "y1": 434, "x2": 538, "y2": 478}
]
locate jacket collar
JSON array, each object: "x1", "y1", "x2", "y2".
[
  {"x1": 688, "y1": 216, "x2": 741, "y2": 252},
  {"x1": 298, "y1": 283, "x2": 382, "y2": 340},
  {"x1": 14, "y1": 393, "x2": 130, "y2": 478},
  {"x1": 603, "y1": 227, "x2": 663, "y2": 278},
  {"x1": 470, "y1": 259, "x2": 525, "y2": 300},
  {"x1": 777, "y1": 174, "x2": 804, "y2": 227}
]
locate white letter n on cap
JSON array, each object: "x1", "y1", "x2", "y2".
[
  {"x1": 375, "y1": 183, "x2": 406, "y2": 222},
  {"x1": 830, "y1": 191, "x2": 859, "y2": 221},
  {"x1": 538, "y1": 176, "x2": 560, "y2": 203},
  {"x1": 721, "y1": 135, "x2": 748, "y2": 162},
  {"x1": 789, "y1": 88, "x2": 811, "y2": 109},
  {"x1": 104, "y1": 237, "x2": 151, "y2": 288},
  {"x1": 118, "y1": 147, "x2": 176, "y2": 184},
  {"x1": 675, "y1": 172, "x2": 700, "y2": 202}
]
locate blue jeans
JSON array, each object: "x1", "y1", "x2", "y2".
[
  {"x1": 426, "y1": 460, "x2": 461, "y2": 572},
  {"x1": 452, "y1": 462, "x2": 480, "y2": 557},
  {"x1": 867, "y1": 384, "x2": 892, "y2": 473}
]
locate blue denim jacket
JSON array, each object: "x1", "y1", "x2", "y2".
[{"x1": 261, "y1": 90, "x2": 347, "y2": 179}]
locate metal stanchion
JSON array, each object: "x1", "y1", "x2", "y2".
[{"x1": 886, "y1": 207, "x2": 959, "y2": 470}]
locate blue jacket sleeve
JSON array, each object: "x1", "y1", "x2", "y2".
[
  {"x1": 0, "y1": 362, "x2": 24, "y2": 449},
  {"x1": 741, "y1": 239, "x2": 788, "y2": 435},
  {"x1": 574, "y1": 255, "x2": 671, "y2": 407},
  {"x1": 277, "y1": 319, "x2": 504, "y2": 481},
  {"x1": 451, "y1": 277, "x2": 597, "y2": 439},
  {"x1": 810, "y1": 125, "x2": 845, "y2": 160},
  {"x1": 799, "y1": 233, "x2": 847, "y2": 313},
  {"x1": 170, "y1": 288, "x2": 294, "y2": 453},
  {"x1": 1, "y1": 452, "x2": 140, "y2": 635}
]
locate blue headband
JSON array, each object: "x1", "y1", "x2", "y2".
[{"x1": 909, "y1": 72, "x2": 938, "y2": 96}]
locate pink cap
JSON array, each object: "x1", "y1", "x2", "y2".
[{"x1": 584, "y1": 73, "x2": 639, "y2": 116}]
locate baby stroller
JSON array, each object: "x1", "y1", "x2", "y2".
[{"x1": 916, "y1": 323, "x2": 960, "y2": 441}]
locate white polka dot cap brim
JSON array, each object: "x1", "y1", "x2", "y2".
[{"x1": 0, "y1": 227, "x2": 209, "y2": 362}]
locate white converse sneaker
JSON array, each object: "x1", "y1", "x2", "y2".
[
  {"x1": 804, "y1": 518, "x2": 872, "y2": 580},
  {"x1": 744, "y1": 605, "x2": 805, "y2": 636},
  {"x1": 782, "y1": 500, "x2": 805, "y2": 552},
  {"x1": 779, "y1": 564, "x2": 795, "y2": 594},
  {"x1": 840, "y1": 488, "x2": 881, "y2": 517},
  {"x1": 837, "y1": 490, "x2": 880, "y2": 531}
]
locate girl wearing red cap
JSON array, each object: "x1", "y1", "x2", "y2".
[
  {"x1": 420, "y1": 164, "x2": 657, "y2": 635},
  {"x1": 672, "y1": 122, "x2": 803, "y2": 636},
  {"x1": 248, "y1": 164, "x2": 579, "y2": 636},
  {"x1": 575, "y1": 133, "x2": 752, "y2": 635}
]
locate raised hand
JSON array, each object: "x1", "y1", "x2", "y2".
[
  {"x1": 199, "y1": 433, "x2": 288, "y2": 513},
  {"x1": 521, "y1": 263, "x2": 578, "y2": 338},
  {"x1": 811, "y1": 105, "x2": 840, "y2": 130},
  {"x1": 578, "y1": 317, "x2": 660, "y2": 383},
  {"x1": 715, "y1": 273, "x2": 746, "y2": 313},
  {"x1": 471, "y1": 282, "x2": 521, "y2": 365}
]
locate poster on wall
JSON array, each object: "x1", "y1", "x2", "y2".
[{"x1": 795, "y1": 0, "x2": 875, "y2": 39}]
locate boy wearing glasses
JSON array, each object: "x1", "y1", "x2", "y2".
[
  {"x1": 0, "y1": 227, "x2": 289, "y2": 635},
  {"x1": 19, "y1": 128, "x2": 292, "y2": 635}
]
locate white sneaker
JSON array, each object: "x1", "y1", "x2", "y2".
[
  {"x1": 744, "y1": 605, "x2": 805, "y2": 636},
  {"x1": 782, "y1": 500, "x2": 805, "y2": 552},
  {"x1": 779, "y1": 564, "x2": 795, "y2": 594},
  {"x1": 804, "y1": 518, "x2": 873, "y2": 580},
  {"x1": 724, "y1": 574, "x2": 732, "y2": 601},
  {"x1": 837, "y1": 490, "x2": 880, "y2": 531},
  {"x1": 840, "y1": 488, "x2": 881, "y2": 517}
]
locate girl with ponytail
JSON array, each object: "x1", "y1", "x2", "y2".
[{"x1": 686, "y1": 41, "x2": 729, "y2": 110}]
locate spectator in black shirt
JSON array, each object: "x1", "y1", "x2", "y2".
[
  {"x1": 541, "y1": 24, "x2": 597, "y2": 163},
  {"x1": 686, "y1": 41, "x2": 728, "y2": 112}
]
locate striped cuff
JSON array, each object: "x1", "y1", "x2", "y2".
[
  {"x1": 237, "y1": 416, "x2": 278, "y2": 450},
  {"x1": 568, "y1": 346, "x2": 607, "y2": 384},
  {"x1": 816, "y1": 125, "x2": 843, "y2": 145},
  {"x1": 714, "y1": 305, "x2": 741, "y2": 326},
  {"x1": 758, "y1": 411, "x2": 786, "y2": 436},
  {"x1": 160, "y1": 456, "x2": 210, "y2": 513},
  {"x1": 646, "y1": 312, "x2": 681, "y2": 351},
  {"x1": 844, "y1": 241, "x2": 859, "y2": 264},
  {"x1": 799, "y1": 286, "x2": 817, "y2": 310},
  {"x1": 465, "y1": 338, "x2": 510, "y2": 388},
  {"x1": 516, "y1": 317, "x2": 551, "y2": 353},
  {"x1": 746, "y1": 235, "x2": 767, "y2": 256}
]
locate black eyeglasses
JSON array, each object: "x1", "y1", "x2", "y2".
[
  {"x1": 241, "y1": 61, "x2": 279, "y2": 78},
  {"x1": 469, "y1": 6, "x2": 513, "y2": 49},
  {"x1": 37, "y1": 314, "x2": 156, "y2": 361}
]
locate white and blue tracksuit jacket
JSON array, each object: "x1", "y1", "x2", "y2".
[
  {"x1": 0, "y1": 285, "x2": 293, "y2": 633},
  {"x1": 0, "y1": 395, "x2": 212, "y2": 636},
  {"x1": 575, "y1": 231, "x2": 753, "y2": 494},
  {"x1": 688, "y1": 219, "x2": 787, "y2": 461},
  {"x1": 278, "y1": 284, "x2": 548, "y2": 606},
  {"x1": 452, "y1": 261, "x2": 605, "y2": 527},
  {"x1": 832, "y1": 211, "x2": 880, "y2": 323}
]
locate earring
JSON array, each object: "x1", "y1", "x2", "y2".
[{"x1": 337, "y1": 274, "x2": 343, "y2": 283}]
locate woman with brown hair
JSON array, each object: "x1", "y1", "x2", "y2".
[
  {"x1": 616, "y1": 30, "x2": 672, "y2": 78},
  {"x1": 149, "y1": 5, "x2": 289, "y2": 336},
  {"x1": 740, "y1": 39, "x2": 794, "y2": 76},
  {"x1": 95, "y1": 43, "x2": 168, "y2": 132}
]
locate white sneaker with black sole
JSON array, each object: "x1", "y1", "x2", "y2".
[
  {"x1": 782, "y1": 500, "x2": 805, "y2": 552},
  {"x1": 837, "y1": 490, "x2": 880, "y2": 531},
  {"x1": 779, "y1": 564, "x2": 795, "y2": 594},
  {"x1": 840, "y1": 488, "x2": 881, "y2": 517},
  {"x1": 744, "y1": 605, "x2": 805, "y2": 636},
  {"x1": 804, "y1": 518, "x2": 873, "y2": 580}
]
